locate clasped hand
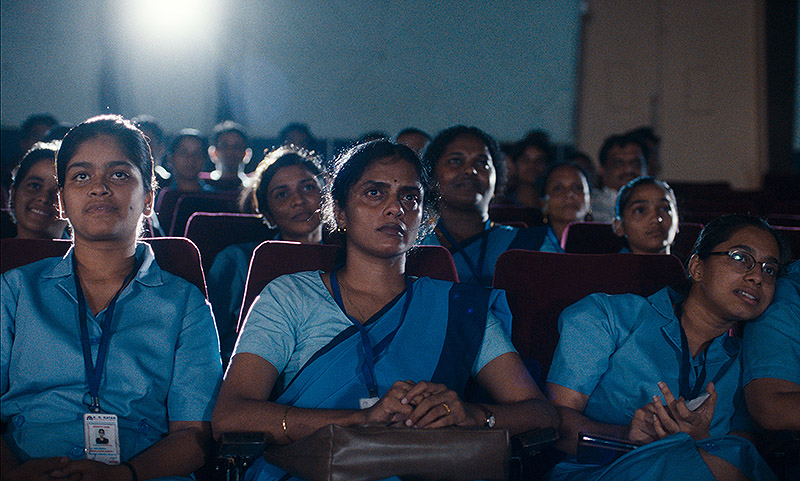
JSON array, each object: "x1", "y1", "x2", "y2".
[
  {"x1": 626, "y1": 381, "x2": 717, "y2": 443},
  {"x1": 364, "y1": 380, "x2": 479, "y2": 428}
]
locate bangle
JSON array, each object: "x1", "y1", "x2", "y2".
[
  {"x1": 282, "y1": 405, "x2": 293, "y2": 443},
  {"x1": 121, "y1": 461, "x2": 138, "y2": 481}
]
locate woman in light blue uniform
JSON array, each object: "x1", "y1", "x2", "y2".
[
  {"x1": 547, "y1": 215, "x2": 790, "y2": 481},
  {"x1": 743, "y1": 259, "x2": 799, "y2": 479},
  {"x1": 207, "y1": 146, "x2": 326, "y2": 362},
  {"x1": 211, "y1": 139, "x2": 558, "y2": 481},
  {"x1": 538, "y1": 161, "x2": 592, "y2": 251},
  {"x1": 420, "y1": 126, "x2": 554, "y2": 286},
  {"x1": 1, "y1": 115, "x2": 222, "y2": 481},
  {"x1": 612, "y1": 176, "x2": 679, "y2": 255}
]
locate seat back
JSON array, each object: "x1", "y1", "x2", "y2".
[
  {"x1": 489, "y1": 205, "x2": 544, "y2": 227},
  {"x1": 1, "y1": 237, "x2": 207, "y2": 296},
  {"x1": 237, "y1": 242, "x2": 458, "y2": 329},
  {"x1": 563, "y1": 221, "x2": 703, "y2": 264},
  {"x1": 774, "y1": 226, "x2": 800, "y2": 261},
  {"x1": 168, "y1": 192, "x2": 241, "y2": 236},
  {"x1": 184, "y1": 212, "x2": 276, "y2": 272},
  {"x1": 492, "y1": 250, "x2": 686, "y2": 378}
]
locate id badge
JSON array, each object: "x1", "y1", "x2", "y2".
[
  {"x1": 83, "y1": 413, "x2": 120, "y2": 464},
  {"x1": 359, "y1": 397, "x2": 380, "y2": 409}
]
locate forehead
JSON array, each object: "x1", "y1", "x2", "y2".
[
  {"x1": 443, "y1": 134, "x2": 490, "y2": 155},
  {"x1": 716, "y1": 225, "x2": 779, "y2": 259},
  {"x1": 629, "y1": 183, "x2": 670, "y2": 201},
  {"x1": 25, "y1": 158, "x2": 57, "y2": 177},
  {"x1": 357, "y1": 157, "x2": 421, "y2": 186},
  {"x1": 608, "y1": 143, "x2": 641, "y2": 160},
  {"x1": 69, "y1": 135, "x2": 129, "y2": 165},
  {"x1": 548, "y1": 165, "x2": 584, "y2": 185},
  {"x1": 176, "y1": 137, "x2": 202, "y2": 150},
  {"x1": 521, "y1": 146, "x2": 546, "y2": 159},
  {"x1": 267, "y1": 164, "x2": 317, "y2": 187}
]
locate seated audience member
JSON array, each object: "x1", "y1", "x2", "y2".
[
  {"x1": 393, "y1": 127, "x2": 431, "y2": 155},
  {"x1": 133, "y1": 115, "x2": 171, "y2": 187},
  {"x1": 613, "y1": 176, "x2": 679, "y2": 255},
  {"x1": 7, "y1": 141, "x2": 68, "y2": 239},
  {"x1": 42, "y1": 123, "x2": 72, "y2": 142},
  {"x1": 211, "y1": 139, "x2": 558, "y2": 481},
  {"x1": 592, "y1": 134, "x2": 647, "y2": 223},
  {"x1": 278, "y1": 122, "x2": 316, "y2": 151},
  {"x1": 540, "y1": 162, "x2": 592, "y2": 249},
  {"x1": 547, "y1": 214, "x2": 789, "y2": 481},
  {"x1": 160, "y1": 129, "x2": 213, "y2": 195},
  {"x1": 743, "y1": 259, "x2": 799, "y2": 432},
  {"x1": 566, "y1": 150, "x2": 599, "y2": 189},
  {"x1": 420, "y1": 126, "x2": 555, "y2": 286},
  {"x1": 208, "y1": 145, "x2": 325, "y2": 362},
  {"x1": 504, "y1": 131, "x2": 552, "y2": 209},
  {"x1": 1, "y1": 115, "x2": 222, "y2": 481},
  {"x1": 19, "y1": 114, "x2": 58, "y2": 156},
  {"x1": 627, "y1": 126, "x2": 661, "y2": 178},
  {"x1": 208, "y1": 120, "x2": 252, "y2": 193}
]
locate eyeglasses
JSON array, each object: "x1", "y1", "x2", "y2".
[{"x1": 707, "y1": 250, "x2": 781, "y2": 282}]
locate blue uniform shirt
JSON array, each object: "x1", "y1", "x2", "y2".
[
  {"x1": 743, "y1": 260, "x2": 800, "y2": 386},
  {"x1": 548, "y1": 287, "x2": 749, "y2": 435},
  {"x1": 1, "y1": 243, "x2": 222, "y2": 462}
]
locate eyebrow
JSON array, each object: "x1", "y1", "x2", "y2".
[
  {"x1": 65, "y1": 160, "x2": 134, "y2": 171},
  {"x1": 728, "y1": 244, "x2": 779, "y2": 264}
]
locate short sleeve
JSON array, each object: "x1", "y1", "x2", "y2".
[
  {"x1": 167, "y1": 293, "x2": 223, "y2": 421},
  {"x1": 472, "y1": 290, "x2": 516, "y2": 375},
  {"x1": 547, "y1": 293, "x2": 620, "y2": 395},
  {"x1": 233, "y1": 275, "x2": 301, "y2": 374},
  {"x1": 742, "y1": 274, "x2": 800, "y2": 386},
  {"x1": 1, "y1": 273, "x2": 19, "y2": 397}
]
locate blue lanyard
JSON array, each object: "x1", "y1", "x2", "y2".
[
  {"x1": 676, "y1": 303, "x2": 736, "y2": 401},
  {"x1": 330, "y1": 270, "x2": 413, "y2": 398},
  {"x1": 437, "y1": 220, "x2": 492, "y2": 285},
  {"x1": 74, "y1": 255, "x2": 141, "y2": 413}
]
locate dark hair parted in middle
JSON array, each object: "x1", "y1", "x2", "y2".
[
  {"x1": 423, "y1": 125, "x2": 508, "y2": 196},
  {"x1": 690, "y1": 214, "x2": 791, "y2": 268},
  {"x1": 56, "y1": 115, "x2": 155, "y2": 193},
  {"x1": 614, "y1": 176, "x2": 677, "y2": 220},
  {"x1": 323, "y1": 139, "x2": 438, "y2": 241}
]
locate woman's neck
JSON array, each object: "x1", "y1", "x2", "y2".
[
  {"x1": 438, "y1": 204, "x2": 488, "y2": 243},
  {"x1": 73, "y1": 238, "x2": 137, "y2": 282},
  {"x1": 680, "y1": 289, "x2": 734, "y2": 357},
  {"x1": 514, "y1": 184, "x2": 541, "y2": 208},
  {"x1": 549, "y1": 220, "x2": 569, "y2": 242}
]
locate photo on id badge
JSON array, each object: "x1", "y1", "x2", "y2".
[{"x1": 83, "y1": 413, "x2": 120, "y2": 464}]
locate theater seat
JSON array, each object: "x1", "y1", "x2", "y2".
[
  {"x1": 237, "y1": 241, "x2": 458, "y2": 331},
  {"x1": 184, "y1": 212, "x2": 276, "y2": 273},
  {"x1": 1, "y1": 237, "x2": 208, "y2": 297},
  {"x1": 493, "y1": 250, "x2": 686, "y2": 379}
]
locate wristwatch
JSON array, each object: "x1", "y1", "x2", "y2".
[{"x1": 476, "y1": 404, "x2": 496, "y2": 428}]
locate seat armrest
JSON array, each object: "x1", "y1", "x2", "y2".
[
  {"x1": 216, "y1": 432, "x2": 269, "y2": 480},
  {"x1": 511, "y1": 426, "x2": 559, "y2": 457}
]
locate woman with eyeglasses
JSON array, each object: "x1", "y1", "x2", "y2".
[{"x1": 547, "y1": 214, "x2": 788, "y2": 480}]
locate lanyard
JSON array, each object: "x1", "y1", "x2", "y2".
[
  {"x1": 330, "y1": 270, "x2": 413, "y2": 398},
  {"x1": 676, "y1": 303, "x2": 737, "y2": 401},
  {"x1": 437, "y1": 221, "x2": 492, "y2": 285},
  {"x1": 74, "y1": 255, "x2": 141, "y2": 412}
]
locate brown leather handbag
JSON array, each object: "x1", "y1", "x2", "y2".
[{"x1": 262, "y1": 424, "x2": 511, "y2": 481}]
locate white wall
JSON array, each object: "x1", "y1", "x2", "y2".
[{"x1": 1, "y1": 0, "x2": 583, "y2": 143}]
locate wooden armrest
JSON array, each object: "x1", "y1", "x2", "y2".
[{"x1": 510, "y1": 427, "x2": 559, "y2": 457}]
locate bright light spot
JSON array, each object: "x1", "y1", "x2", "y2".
[{"x1": 124, "y1": 0, "x2": 219, "y2": 47}]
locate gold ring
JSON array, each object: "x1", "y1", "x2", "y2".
[{"x1": 442, "y1": 402, "x2": 451, "y2": 416}]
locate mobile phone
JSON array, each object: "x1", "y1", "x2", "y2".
[
  {"x1": 686, "y1": 392, "x2": 710, "y2": 411},
  {"x1": 576, "y1": 432, "x2": 641, "y2": 465}
]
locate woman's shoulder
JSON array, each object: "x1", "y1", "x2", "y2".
[
  {"x1": 264, "y1": 270, "x2": 329, "y2": 296},
  {"x1": 2, "y1": 253, "x2": 69, "y2": 288}
]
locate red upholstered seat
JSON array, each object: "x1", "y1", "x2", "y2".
[
  {"x1": 184, "y1": 212, "x2": 276, "y2": 273},
  {"x1": 237, "y1": 241, "x2": 458, "y2": 330},
  {"x1": 492, "y1": 250, "x2": 686, "y2": 379},
  {"x1": 1, "y1": 237, "x2": 207, "y2": 297}
]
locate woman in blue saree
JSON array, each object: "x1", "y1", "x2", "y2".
[
  {"x1": 212, "y1": 139, "x2": 558, "y2": 481},
  {"x1": 547, "y1": 215, "x2": 790, "y2": 481}
]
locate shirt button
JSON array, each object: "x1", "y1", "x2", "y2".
[
  {"x1": 89, "y1": 336, "x2": 101, "y2": 345},
  {"x1": 138, "y1": 420, "x2": 149, "y2": 433},
  {"x1": 13, "y1": 415, "x2": 24, "y2": 427},
  {"x1": 70, "y1": 445, "x2": 85, "y2": 458}
]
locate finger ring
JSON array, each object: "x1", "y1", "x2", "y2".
[{"x1": 442, "y1": 402, "x2": 451, "y2": 416}]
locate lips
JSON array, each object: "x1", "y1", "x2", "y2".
[
  {"x1": 27, "y1": 205, "x2": 56, "y2": 218},
  {"x1": 291, "y1": 210, "x2": 318, "y2": 223},
  {"x1": 377, "y1": 223, "x2": 405, "y2": 237},
  {"x1": 734, "y1": 288, "x2": 759, "y2": 305},
  {"x1": 84, "y1": 202, "x2": 118, "y2": 214}
]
